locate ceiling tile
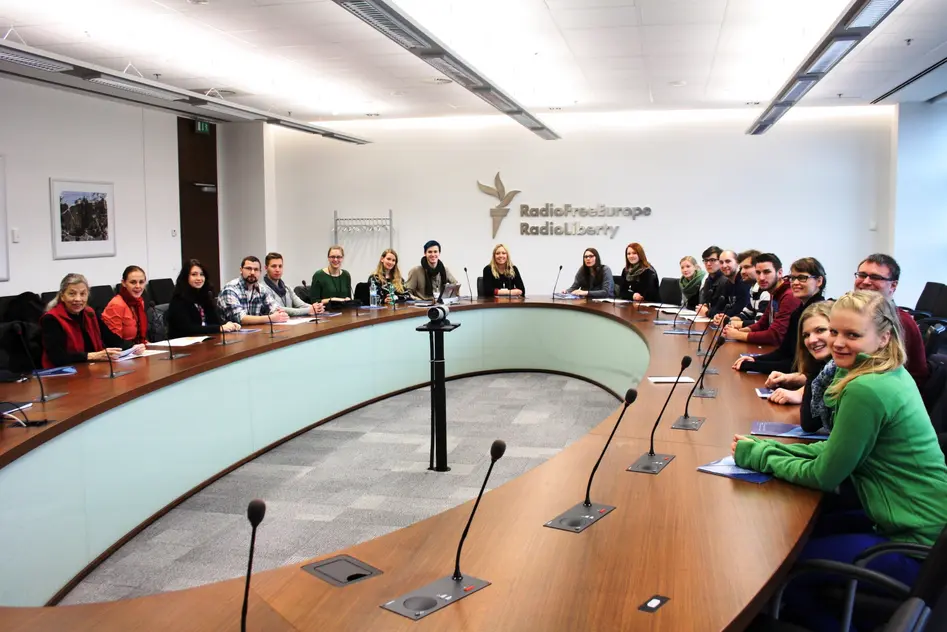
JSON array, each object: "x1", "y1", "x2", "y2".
[
  {"x1": 637, "y1": 0, "x2": 726, "y2": 26},
  {"x1": 561, "y1": 26, "x2": 642, "y2": 57},
  {"x1": 641, "y1": 24, "x2": 720, "y2": 56},
  {"x1": 548, "y1": 6, "x2": 640, "y2": 29},
  {"x1": 545, "y1": 0, "x2": 637, "y2": 8}
]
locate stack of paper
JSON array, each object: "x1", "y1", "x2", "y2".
[{"x1": 148, "y1": 336, "x2": 210, "y2": 348}]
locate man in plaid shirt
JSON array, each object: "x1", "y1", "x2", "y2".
[{"x1": 218, "y1": 256, "x2": 289, "y2": 325}]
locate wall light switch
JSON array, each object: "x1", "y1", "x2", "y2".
[
  {"x1": 868, "y1": 219, "x2": 878, "y2": 232},
  {"x1": 171, "y1": 229, "x2": 177, "y2": 237},
  {"x1": 11, "y1": 228, "x2": 19, "y2": 243}
]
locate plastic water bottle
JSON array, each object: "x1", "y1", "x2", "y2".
[
  {"x1": 369, "y1": 277, "x2": 378, "y2": 307},
  {"x1": 389, "y1": 282, "x2": 396, "y2": 309}
]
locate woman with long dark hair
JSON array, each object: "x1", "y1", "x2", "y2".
[
  {"x1": 563, "y1": 248, "x2": 613, "y2": 298},
  {"x1": 167, "y1": 259, "x2": 240, "y2": 338},
  {"x1": 617, "y1": 242, "x2": 659, "y2": 302}
]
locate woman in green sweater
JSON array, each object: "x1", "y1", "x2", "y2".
[
  {"x1": 310, "y1": 245, "x2": 352, "y2": 305},
  {"x1": 732, "y1": 290, "x2": 947, "y2": 630}
]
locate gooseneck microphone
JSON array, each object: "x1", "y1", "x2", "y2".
[
  {"x1": 585, "y1": 388, "x2": 637, "y2": 507},
  {"x1": 14, "y1": 323, "x2": 66, "y2": 403},
  {"x1": 241, "y1": 499, "x2": 266, "y2": 632},
  {"x1": 669, "y1": 302, "x2": 687, "y2": 329},
  {"x1": 551, "y1": 265, "x2": 563, "y2": 299},
  {"x1": 463, "y1": 267, "x2": 474, "y2": 303},
  {"x1": 696, "y1": 296, "x2": 726, "y2": 355},
  {"x1": 692, "y1": 329, "x2": 727, "y2": 399},
  {"x1": 99, "y1": 345, "x2": 132, "y2": 379},
  {"x1": 685, "y1": 303, "x2": 706, "y2": 338},
  {"x1": 673, "y1": 339, "x2": 724, "y2": 430},
  {"x1": 628, "y1": 356, "x2": 692, "y2": 475},
  {"x1": 382, "y1": 440, "x2": 505, "y2": 620},
  {"x1": 453, "y1": 439, "x2": 505, "y2": 581}
]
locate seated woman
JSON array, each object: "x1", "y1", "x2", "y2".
[
  {"x1": 678, "y1": 256, "x2": 705, "y2": 310},
  {"x1": 40, "y1": 273, "x2": 121, "y2": 368},
  {"x1": 100, "y1": 265, "x2": 149, "y2": 353},
  {"x1": 167, "y1": 259, "x2": 241, "y2": 338},
  {"x1": 481, "y1": 244, "x2": 525, "y2": 298},
  {"x1": 732, "y1": 257, "x2": 826, "y2": 375},
  {"x1": 405, "y1": 240, "x2": 459, "y2": 301},
  {"x1": 562, "y1": 248, "x2": 613, "y2": 298},
  {"x1": 763, "y1": 302, "x2": 835, "y2": 428},
  {"x1": 732, "y1": 291, "x2": 947, "y2": 630},
  {"x1": 310, "y1": 246, "x2": 352, "y2": 305},
  {"x1": 370, "y1": 249, "x2": 413, "y2": 304},
  {"x1": 617, "y1": 242, "x2": 659, "y2": 302}
]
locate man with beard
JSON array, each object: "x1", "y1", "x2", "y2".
[
  {"x1": 731, "y1": 249, "x2": 770, "y2": 328},
  {"x1": 218, "y1": 256, "x2": 288, "y2": 325}
]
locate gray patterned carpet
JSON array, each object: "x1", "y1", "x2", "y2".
[{"x1": 61, "y1": 372, "x2": 617, "y2": 605}]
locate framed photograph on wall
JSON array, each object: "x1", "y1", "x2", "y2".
[{"x1": 49, "y1": 179, "x2": 116, "y2": 260}]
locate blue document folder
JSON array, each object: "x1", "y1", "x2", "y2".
[{"x1": 697, "y1": 456, "x2": 772, "y2": 484}]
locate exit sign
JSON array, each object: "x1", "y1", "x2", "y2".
[{"x1": 195, "y1": 120, "x2": 211, "y2": 135}]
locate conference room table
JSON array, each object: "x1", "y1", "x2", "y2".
[{"x1": 0, "y1": 298, "x2": 822, "y2": 631}]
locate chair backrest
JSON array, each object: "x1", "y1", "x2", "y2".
[
  {"x1": 88, "y1": 285, "x2": 115, "y2": 313},
  {"x1": 659, "y1": 277, "x2": 681, "y2": 305},
  {"x1": 148, "y1": 278, "x2": 174, "y2": 306},
  {"x1": 882, "y1": 597, "x2": 929, "y2": 632},
  {"x1": 477, "y1": 277, "x2": 485, "y2": 298},
  {"x1": 910, "y1": 524, "x2": 947, "y2": 606},
  {"x1": 916, "y1": 282, "x2": 947, "y2": 317},
  {"x1": 353, "y1": 282, "x2": 369, "y2": 306},
  {"x1": 40, "y1": 291, "x2": 57, "y2": 308},
  {"x1": 925, "y1": 582, "x2": 947, "y2": 632},
  {"x1": 294, "y1": 285, "x2": 310, "y2": 304}
]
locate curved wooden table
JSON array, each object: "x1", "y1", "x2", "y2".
[{"x1": 0, "y1": 300, "x2": 821, "y2": 631}]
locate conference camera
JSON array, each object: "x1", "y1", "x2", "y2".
[{"x1": 428, "y1": 304, "x2": 450, "y2": 323}]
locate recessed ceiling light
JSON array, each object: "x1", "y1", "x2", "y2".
[
  {"x1": 548, "y1": 107, "x2": 561, "y2": 111},
  {"x1": 669, "y1": 80, "x2": 687, "y2": 87},
  {"x1": 746, "y1": 101, "x2": 761, "y2": 105},
  {"x1": 366, "y1": 113, "x2": 380, "y2": 117}
]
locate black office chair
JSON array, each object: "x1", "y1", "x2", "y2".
[
  {"x1": 353, "y1": 282, "x2": 369, "y2": 306},
  {"x1": 147, "y1": 278, "x2": 174, "y2": 306},
  {"x1": 477, "y1": 277, "x2": 485, "y2": 297},
  {"x1": 40, "y1": 291, "x2": 57, "y2": 307},
  {"x1": 294, "y1": 284, "x2": 310, "y2": 304},
  {"x1": 0, "y1": 295, "x2": 15, "y2": 322},
  {"x1": 88, "y1": 285, "x2": 115, "y2": 313},
  {"x1": 658, "y1": 277, "x2": 681, "y2": 305},
  {"x1": 903, "y1": 282, "x2": 947, "y2": 321},
  {"x1": 919, "y1": 319, "x2": 947, "y2": 358}
]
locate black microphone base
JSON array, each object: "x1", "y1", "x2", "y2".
[
  {"x1": 652, "y1": 319, "x2": 676, "y2": 326},
  {"x1": 381, "y1": 574, "x2": 490, "y2": 620},
  {"x1": 671, "y1": 415, "x2": 706, "y2": 431},
  {"x1": 663, "y1": 329, "x2": 692, "y2": 335},
  {"x1": 627, "y1": 452, "x2": 675, "y2": 475},
  {"x1": 544, "y1": 501, "x2": 615, "y2": 533},
  {"x1": 267, "y1": 330, "x2": 287, "y2": 337},
  {"x1": 214, "y1": 339, "x2": 244, "y2": 346},
  {"x1": 696, "y1": 349, "x2": 711, "y2": 357},
  {"x1": 32, "y1": 391, "x2": 67, "y2": 403},
  {"x1": 98, "y1": 370, "x2": 133, "y2": 379},
  {"x1": 158, "y1": 352, "x2": 190, "y2": 360},
  {"x1": 692, "y1": 387, "x2": 718, "y2": 399},
  {"x1": 703, "y1": 367, "x2": 720, "y2": 375}
]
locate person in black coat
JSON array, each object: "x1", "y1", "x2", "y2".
[
  {"x1": 481, "y1": 244, "x2": 525, "y2": 297},
  {"x1": 167, "y1": 259, "x2": 241, "y2": 338},
  {"x1": 617, "y1": 242, "x2": 660, "y2": 302}
]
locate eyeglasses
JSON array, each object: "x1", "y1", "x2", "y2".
[
  {"x1": 703, "y1": 258, "x2": 718, "y2": 263},
  {"x1": 584, "y1": 254, "x2": 596, "y2": 259},
  {"x1": 242, "y1": 266, "x2": 260, "y2": 272},
  {"x1": 328, "y1": 255, "x2": 344, "y2": 260},
  {"x1": 789, "y1": 274, "x2": 817, "y2": 283},
  {"x1": 854, "y1": 272, "x2": 893, "y2": 282}
]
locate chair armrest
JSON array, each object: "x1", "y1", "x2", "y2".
[
  {"x1": 853, "y1": 542, "x2": 931, "y2": 567},
  {"x1": 771, "y1": 559, "x2": 911, "y2": 632},
  {"x1": 901, "y1": 307, "x2": 933, "y2": 320}
]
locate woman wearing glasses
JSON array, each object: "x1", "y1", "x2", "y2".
[
  {"x1": 310, "y1": 245, "x2": 352, "y2": 305},
  {"x1": 562, "y1": 248, "x2": 613, "y2": 298},
  {"x1": 732, "y1": 257, "x2": 826, "y2": 376}
]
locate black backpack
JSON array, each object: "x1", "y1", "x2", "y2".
[{"x1": 4, "y1": 292, "x2": 45, "y2": 324}]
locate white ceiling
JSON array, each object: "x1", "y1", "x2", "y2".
[{"x1": 0, "y1": 0, "x2": 944, "y2": 122}]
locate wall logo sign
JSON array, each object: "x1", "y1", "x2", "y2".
[{"x1": 477, "y1": 172, "x2": 651, "y2": 240}]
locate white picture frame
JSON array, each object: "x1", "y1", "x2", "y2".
[
  {"x1": 49, "y1": 178, "x2": 116, "y2": 260},
  {"x1": 0, "y1": 156, "x2": 8, "y2": 281}
]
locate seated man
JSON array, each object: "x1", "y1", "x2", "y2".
[
  {"x1": 731, "y1": 249, "x2": 770, "y2": 329},
  {"x1": 709, "y1": 250, "x2": 751, "y2": 323},
  {"x1": 724, "y1": 253, "x2": 800, "y2": 346},
  {"x1": 261, "y1": 252, "x2": 324, "y2": 317},
  {"x1": 218, "y1": 256, "x2": 288, "y2": 325},
  {"x1": 854, "y1": 253, "x2": 930, "y2": 388},
  {"x1": 697, "y1": 245, "x2": 724, "y2": 314}
]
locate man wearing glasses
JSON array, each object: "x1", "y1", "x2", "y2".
[
  {"x1": 854, "y1": 253, "x2": 929, "y2": 387},
  {"x1": 218, "y1": 256, "x2": 289, "y2": 325},
  {"x1": 697, "y1": 245, "x2": 725, "y2": 312}
]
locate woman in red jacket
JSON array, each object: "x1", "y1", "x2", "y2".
[
  {"x1": 40, "y1": 273, "x2": 121, "y2": 368},
  {"x1": 101, "y1": 265, "x2": 148, "y2": 353}
]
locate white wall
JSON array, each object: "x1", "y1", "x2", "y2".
[
  {"x1": 273, "y1": 109, "x2": 895, "y2": 300},
  {"x1": 893, "y1": 103, "x2": 947, "y2": 306},
  {"x1": 0, "y1": 76, "x2": 181, "y2": 296}
]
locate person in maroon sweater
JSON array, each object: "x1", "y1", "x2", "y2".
[
  {"x1": 724, "y1": 253, "x2": 801, "y2": 346},
  {"x1": 853, "y1": 254, "x2": 930, "y2": 388}
]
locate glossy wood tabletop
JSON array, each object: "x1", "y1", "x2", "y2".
[{"x1": 0, "y1": 300, "x2": 822, "y2": 631}]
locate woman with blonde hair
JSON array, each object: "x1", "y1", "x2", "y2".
[
  {"x1": 370, "y1": 248, "x2": 412, "y2": 304},
  {"x1": 481, "y1": 244, "x2": 525, "y2": 297},
  {"x1": 731, "y1": 291, "x2": 947, "y2": 629},
  {"x1": 678, "y1": 255, "x2": 705, "y2": 309}
]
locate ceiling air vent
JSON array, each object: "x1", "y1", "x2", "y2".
[{"x1": 336, "y1": 0, "x2": 433, "y2": 51}]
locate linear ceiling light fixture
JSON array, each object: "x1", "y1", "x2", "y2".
[
  {"x1": 332, "y1": 0, "x2": 559, "y2": 140},
  {"x1": 747, "y1": 0, "x2": 904, "y2": 135},
  {"x1": 0, "y1": 39, "x2": 369, "y2": 144}
]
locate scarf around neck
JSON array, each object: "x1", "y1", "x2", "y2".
[
  {"x1": 119, "y1": 286, "x2": 148, "y2": 344},
  {"x1": 421, "y1": 257, "x2": 448, "y2": 300},
  {"x1": 264, "y1": 275, "x2": 287, "y2": 299},
  {"x1": 624, "y1": 262, "x2": 645, "y2": 282},
  {"x1": 679, "y1": 268, "x2": 706, "y2": 299}
]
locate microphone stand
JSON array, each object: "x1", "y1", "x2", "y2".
[
  {"x1": 693, "y1": 331, "x2": 727, "y2": 398},
  {"x1": 159, "y1": 333, "x2": 189, "y2": 360},
  {"x1": 628, "y1": 356, "x2": 692, "y2": 475},
  {"x1": 267, "y1": 314, "x2": 285, "y2": 338},
  {"x1": 551, "y1": 265, "x2": 563, "y2": 300},
  {"x1": 382, "y1": 440, "x2": 506, "y2": 621},
  {"x1": 15, "y1": 324, "x2": 66, "y2": 402},
  {"x1": 463, "y1": 267, "x2": 474, "y2": 303},
  {"x1": 215, "y1": 324, "x2": 242, "y2": 346},
  {"x1": 241, "y1": 500, "x2": 266, "y2": 632},
  {"x1": 672, "y1": 336, "x2": 726, "y2": 430},
  {"x1": 653, "y1": 302, "x2": 685, "y2": 326},
  {"x1": 98, "y1": 347, "x2": 133, "y2": 379},
  {"x1": 685, "y1": 303, "x2": 706, "y2": 341},
  {"x1": 546, "y1": 389, "x2": 638, "y2": 533}
]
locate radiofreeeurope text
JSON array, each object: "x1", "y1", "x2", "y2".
[{"x1": 518, "y1": 204, "x2": 651, "y2": 239}]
